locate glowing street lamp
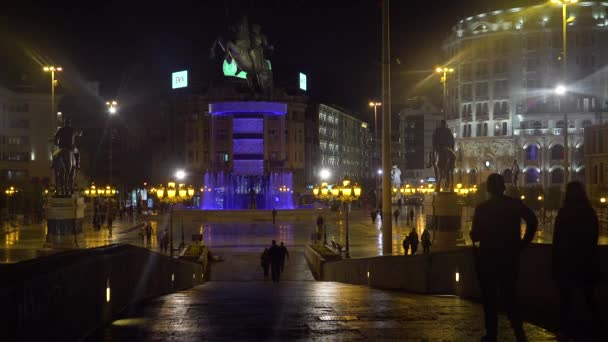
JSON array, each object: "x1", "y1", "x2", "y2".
[
  {"x1": 43, "y1": 66, "x2": 62, "y2": 124},
  {"x1": 320, "y1": 169, "x2": 331, "y2": 181},
  {"x1": 436, "y1": 66, "x2": 455, "y2": 119},
  {"x1": 156, "y1": 180, "x2": 195, "y2": 255}
]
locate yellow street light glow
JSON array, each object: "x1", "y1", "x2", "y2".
[
  {"x1": 436, "y1": 67, "x2": 443, "y2": 73},
  {"x1": 601, "y1": 197, "x2": 606, "y2": 203},
  {"x1": 187, "y1": 186, "x2": 195, "y2": 197},
  {"x1": 157, "y1": 187, "x2": 165, "y2": 199},
  {"x1": 538, "y1": 196, "x2": 543, "y2": 201},
  {"x1": 521, "y1": 195, "x2": 525, "y2": 200},
  {"x1": 312, "y1": 186, "x2": 319, "y2": 196},
  {"x1": 342, "y1": 186, "x2": 352, "y2": 197},
  {"x1": 353, "y1": 183, "x2": 362, "y2": 197},
  {"x1": 331, "y1": 186, "x2": 340, "y2": 197},
  {"x1": 368, "y1": 102, "x2": 381, "y2": 107}
]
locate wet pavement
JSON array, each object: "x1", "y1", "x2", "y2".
[
  {"x1": 3, "y1": 205, "x2": 608, "y2": 263},
  {"x1": 90, "y1": 258, "x2": 555, "y2": 341}
]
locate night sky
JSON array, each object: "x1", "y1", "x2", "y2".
[{"x1": 1, "y1": 0, "x2": 539, "y2": 121}]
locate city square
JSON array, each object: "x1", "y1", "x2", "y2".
[{"x1": 2, "y1": 0, "x2": 608, "y2": 341}]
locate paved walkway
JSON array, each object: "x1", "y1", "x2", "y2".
[{"x1": 89, "y1": 244, "x2": 555, "y2": 341}]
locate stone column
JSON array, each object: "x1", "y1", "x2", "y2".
[{"x1": 44, "y1": 196, "x2": 86, "y2": 249}]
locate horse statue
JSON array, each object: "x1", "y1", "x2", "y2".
[
  {"x1": 52, "y1": 118, "x2": 81, "y2": 196},
  {"x1": 433, "y1": 148, "x2": 456, "y2": 191},
  {"x1": 210, "y1": 16, "x2": 274, "y2": 98},
  {"x1": 431, "y1": 120, "x2": 456, "y2": 191}
]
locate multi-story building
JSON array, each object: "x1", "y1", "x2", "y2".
[
  {"x1": 316, "y1": 104, "x2": 372, "y2": 183},
  {"x1": 0, "y1": 85, "x2": 54, "y2": 184},
  {"x1": 443, "y1": 1, "x2": 608, "y2": 186},
  {"x1": 181, "y1": 86, "x2": 308, "y2": 193},
  {"x1": 397, "y1": 97, "x2": 443, "y2": 183},
  {"x1": 584, "y1": 123, "x2": 608, "y2": 196}
]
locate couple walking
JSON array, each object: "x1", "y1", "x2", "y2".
[{"x1": 261, "y1": 240, "x2": 289, "y2": 282}]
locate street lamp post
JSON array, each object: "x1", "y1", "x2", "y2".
[
  {"x1": 312, "y1": 178, "x2": 361, "y2": 257},
  {"x1": 435, "y1": 67, "x2": 455, "y2": 120},
  {"x1": 155, "y1": 180, "x2": 194, "y2": 256},
  {"x1": 552, "y1": 0, "x2": 577, "y2": 184},
  {"x1": 3, "y1": 187, "x2": 17, "y2": 232},
  {"x1": 369, "y1": 101, "x2": 382, "y2": 207},
  {"x1": 43, "y1": 66, "x2": 63, "y2": 125},
  {"x1": 105, "y1": 101, "x2": 118, "y2": 185}
]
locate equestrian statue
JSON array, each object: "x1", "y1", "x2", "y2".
[
  {"x1": 431, "y1": 120, "x2": 456, "y2": 191},
  {"x1": 210, "y1": 16, "x2": 274, "y2": 98},
  {"x1": 52, "y1": 117, "x2": 81, "y2": 196}
]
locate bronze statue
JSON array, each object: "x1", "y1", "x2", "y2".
[
  {"x1": 52, "y1": 117, "x2": 81, "y2": 196},
  {"x1": 211, "y1": 16, "x2": 274, "y2": 98},
  {"x1": 431, "y1": 120, "x2": 456, "y2": 191}
]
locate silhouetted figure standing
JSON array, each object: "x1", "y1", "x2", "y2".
[
  {"x1": 409, "y1": 208, "x2": 415, "y2": 224},
  {"x1": 268, "y1": 240, "x2": 282, "y2": 282},
  {"x1": 408, "y1": 229, "x2": 419, "y2": 254},
  {"x1": 279, "y1": 241, "x2": 289, "y2": 273},
  {"x1": 316, "y1": 214, "x2": 324, "y2": 242},
  {"x1": 552, "y1": 181, "x2": 601, "y2": 340},
  {"x1": 402, "y1": 236, "x2": 410, "y2": 255},
  {"x1": 261, "y1": 248, "x2": 270, "y2": 278},
  {"x1": 421, "y1": 228, "x2": 432, "y2": 254},
  {"x1": 370, "y1": 211, "x2": 377, "y2": 223},
  {"x1": 393, "y1": 209, "x2": 400, "y2": 224},
  {"x1": 471, "y1": 174, "x2": 537, "y2": 342},
  {"x1": 145, "y1": 221, "x2": 153, "y2": 245},
  {"x1": 272, "y1": 208, "x2": 277, "y2": 224}
]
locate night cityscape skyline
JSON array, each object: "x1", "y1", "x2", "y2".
[{"x1": 1, "y1": 1, "x2": 606, "y2": 341}]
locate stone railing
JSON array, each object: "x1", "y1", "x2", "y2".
[
  {"x1": 321, "y1": 245, "x2": 608, "y2": 328},
  {"x1": 0, "y1": 244, "x2": 207, "y2": 341}
]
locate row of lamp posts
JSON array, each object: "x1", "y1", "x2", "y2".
[
  {"x1": 153, "y1": 181, "x2": 195, "y2": 256},
  {"x1": 312, "y1": 176, "x2": 361, "y2": 258}
]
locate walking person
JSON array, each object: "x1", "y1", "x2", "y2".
[
  {"x1": 272, "y1": 208, "x2": 277, "y2": 224},
  {"x1": 370, "y1": 210, "x2": 377, "y2": 224},
  {"x1": 421, "y1": 228, "x2": 432, "y2": 254},
  {"x1": 409, "y1": 208, "x2": 415, "y2": 225},
  {"x1": 268, "y1": 240, "x2": 282, "y2": 282},
  {"x1": 408, "y1": 228, "x2": 419, "y2": 254},
  {"x1": 161, "y1": 228, "x2": 169, "y2": 253},
  {"x1": 279, "y1": 242, "x2": 289, "y2": 273},
  {"x1": 471, "y1": 174, "x2": 537, "y2": 342},
  {"x1": 393, "y1": 208, "x2": 400, "y2": 224},
  {"x1": 552, "y1": 181, "x2": 601, "y2": 341},
  {"x1": 316, "y1": 214, "x2": 324, "y2": 242},
  {"x1": 145, "y1": 221, "x2": 153, "y2": 245},
  {"x1": 107, "y1": 212, "x2": 114, "y2": 238},
  {"x1": 261, "y1": 248, "x2": 270, "y2": 279},
  {"x1": 402, "y1": 235, "x2": 410, "y2": 255}
]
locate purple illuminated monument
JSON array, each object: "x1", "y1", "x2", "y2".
[{"x1": 201, "y1": 102, "x2": 295, "y2": 210}]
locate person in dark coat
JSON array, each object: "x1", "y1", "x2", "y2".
[
  {"x1": 552, "y1": 181, "x2": 601, "y2": 340},
  {"x1": 268, "y1": 240, "x2": 282, "y2": 282},
  {"x1": 421, "y1": 228, "x2": 432, "y2": 254},
  {"x1": 407, "y1": 229, "x2": 419, "y2": 254},
  {"x1": 370, "y1": 211, "x2": 377, "y2": 223},
  {"x1": 279, "y1": 242, "x2": 289, "y2": 273},
  {"x1": 471, "y1": 174, "x2": 537, "y2": 342},
  {"x1": 272, "y1": 208, "x2": 277, "y2": 224},
  {"x1": 409, "y1": 208, "x2": 415, "y2": 224},
  {"x1": 261, "y1": 248, "x2": 270, "y2": 278},
  {"x1": 402, "y1": 236, "x2": 410, "y2": 255},
  {"x1": 393, "y1": 209, "x2": 400, "y2": 224}
]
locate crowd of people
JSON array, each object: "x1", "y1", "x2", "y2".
[{"x1": 260, "y1": 240, "x2": 289, "y2": 282}]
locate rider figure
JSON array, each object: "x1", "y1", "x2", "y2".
[
  {"x1": 432, "y1": 120, "x2": 455, "y2": 159},
  {"x1": 53, "y1": 117, "x2": 81, "y2": 169}
]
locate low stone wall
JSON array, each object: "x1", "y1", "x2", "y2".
[
  {"x1": 0, "y1": 244, "x2": 206, "y2": 342},
  {"x1": 174, "y1": 208, "x2": 324, "y2": 223},
  {"x1": 304, "y1": 245, "x2": 325, "y2": 280},
  {"x1": 322, "y1": 245, "x2": 608, "y2": 328}
]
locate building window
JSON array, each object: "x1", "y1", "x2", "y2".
[
  {"x1": 525, "y1": 168, "x2": 540, "y2": 184},
  {"x1": 475, "y1": 82, "x2": 488, "y2": 100},
  {"x1": 551, "y1": 145, "x2": 564, "y2": 160},
  {"x1": 502, "y1": 122, "x2": 508, "y2": 135},
  {"x1": 483, "y1": 123, "x2": 488, "y2": 136},
  {"x1": 525, "y1": 145, "x2": 539, "y2": 161},
  {"x1": 476, "y1": 123, "x2": 482, "y2": 137}
]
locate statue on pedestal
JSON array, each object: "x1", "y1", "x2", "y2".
[
  {"x1": 390, "y1": 165, "x2": 402, "y2": 189},
  {"x1": 432, "y1": 120, "x2": 456, "y2": 190},
  {"x1": 52, "y1": 117, "x2": 81, "y2": 196}
]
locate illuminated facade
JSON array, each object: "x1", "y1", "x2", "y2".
[
  {"x1": 0, "y1": 85, "x2": 54, "y2": 183},
  {"x1": 444, "y1": 1, "x2": 608, "y2": 186},
  {"x1": 316, "y1": 104, "x2": 372, "y2": 182},
  {"x1": 583, "y1": 123, "x2": 608, "y2": 196},
  {"x1": 398, "y1": 97, "x2": 443, "y2": 182}
]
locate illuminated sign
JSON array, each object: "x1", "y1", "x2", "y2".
[
  {"x1": 172, "y1": 70, "x2": 188, "y2": 89},
  {"x1": 299, "y1": 72, "x2": 307, "y2": 91}
]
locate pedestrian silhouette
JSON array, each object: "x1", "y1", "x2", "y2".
[
  {"x1": 407, "y1": 228, "x2": 419, "y2": 254},
  {"x1": 409, "y1": 208, "x2": 415, "y2": 223},
  {"x1": 471, "y1": 173, "x2": 537, "y2": 342},
  {"x1": 261, "y1": 248, "x2": 270, "y2": 279},
  {"x1": 279, "y1": 242, "x2": 289, "y2": 273},
  {"x1": 268, "y1": 240, "x2": 282, "y2": 282},
  {"x1": 393, "y1": 209, "x2": 400, "y2": 223},
  {"x1": 370, "y1": 211, "x2": 377, "y2": 223},
  {"x1": 272, "y1": 208, "x2": 277, "y2": 224},
  {"x1": 552, "y1": 181, "x2": 601, "y2": 340},
  {"x1": 402, "y1": 236, "x2": 410, "y2": 255},
  {"x1": 421, "y1": 228, "x2": 432, "y2": 254}
]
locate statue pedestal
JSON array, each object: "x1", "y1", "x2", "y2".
[
  {"x1": 423, "y1": 192, "x2": 463, "y2": 250},
  {"x1": 44, "y1": 196, "x2": 86, "y2": 249}
]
